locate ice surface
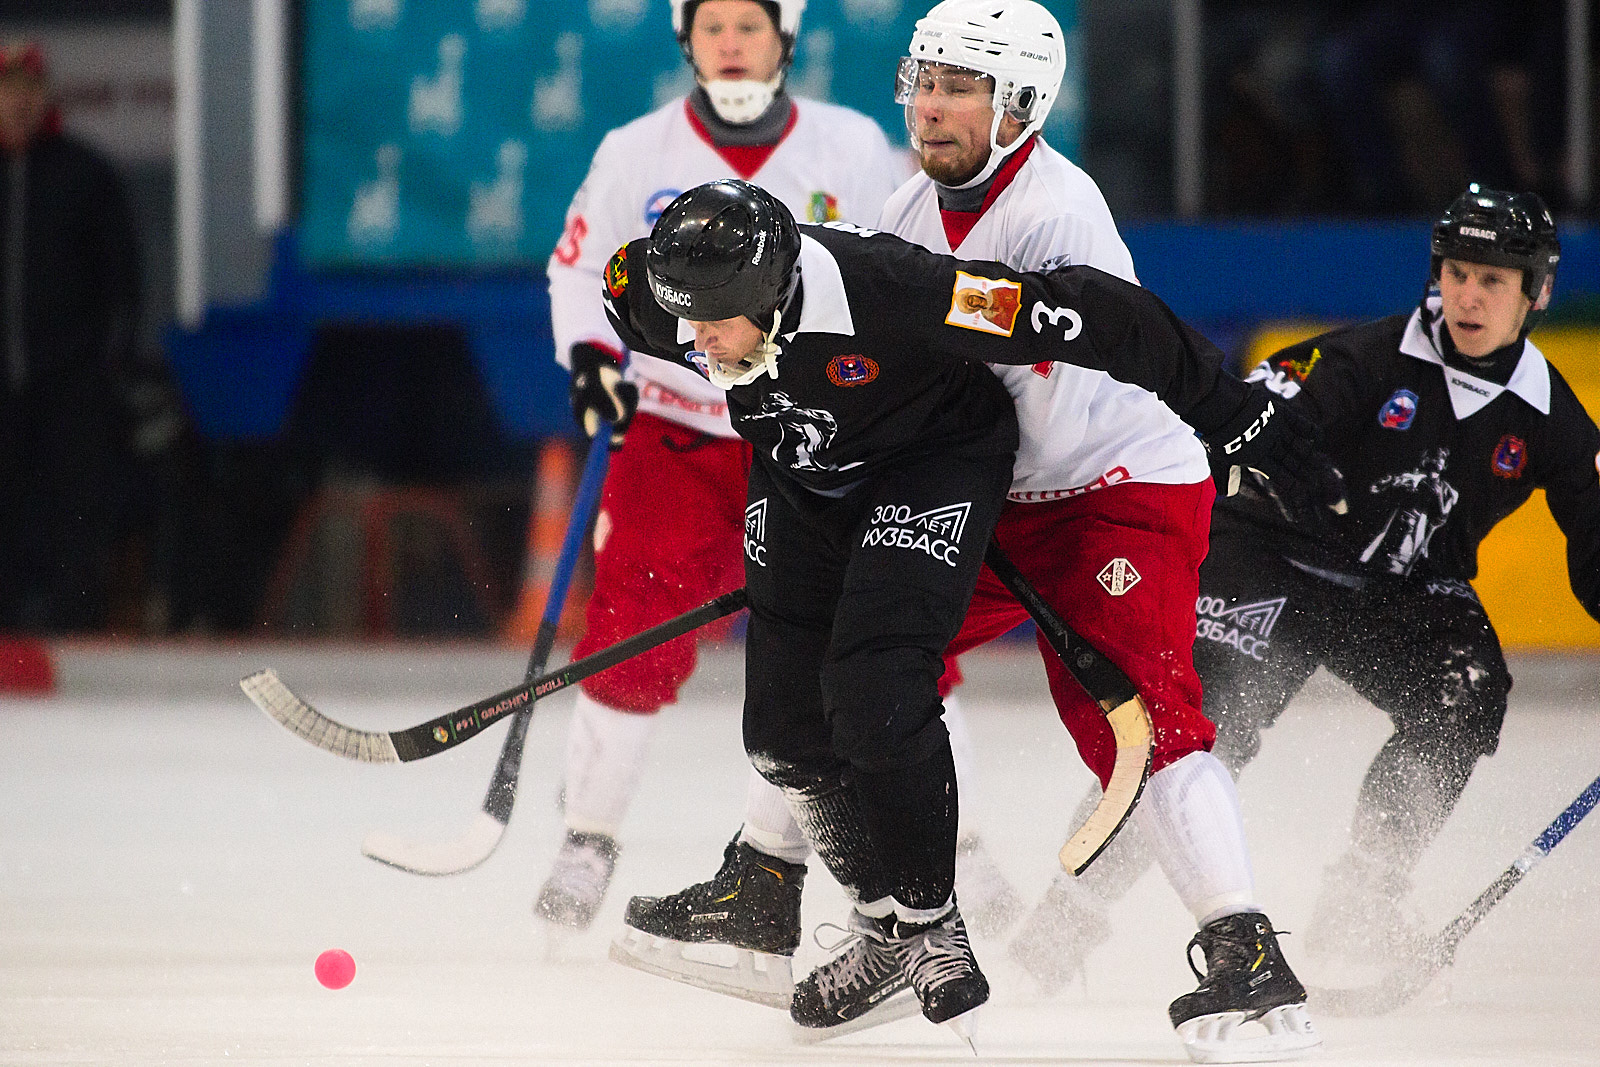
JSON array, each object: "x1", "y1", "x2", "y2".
[{"x1": 1, "y1": 645, "x2": 1596, "y2": 1065}]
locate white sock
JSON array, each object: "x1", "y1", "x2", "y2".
[
  {"x1": 1137, "y1": 750, "x2": 1258, "y2": 925},
  {"x1": 561, "y1": 691, "x2": 658, "y2": 837},
  {"x1": 738, "y1": 765, "x2": 811, "y2": 864}
]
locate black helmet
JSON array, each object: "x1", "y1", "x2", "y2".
[
  {"x1": 646, "y1": 179, "x2": 802, "y2": 328},
  {"x1": 1431, "y1": 185, "x2": 1560, "y2": 305}
]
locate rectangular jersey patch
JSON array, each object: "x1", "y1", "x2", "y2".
[{"x1": 946, "y1": 271, "x2": 1022, "y2": 336}]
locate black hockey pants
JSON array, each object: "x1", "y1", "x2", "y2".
[
  {"x1": 741, "y1": 448, "x2": 1011, "y2": 912},
  {"x1": 1193, "y1": 521, "x2": 1512, "y2": 872}
]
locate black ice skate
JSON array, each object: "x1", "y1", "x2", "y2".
[
  {"x1": 609, "y1": 836, "x2": 805, "y2": 1008},
  {"x1": 534, "y1": 829, "x2": 618, "y2": 930},
  {"x1": 1168, "y1": 911, "x2": 1322, "y2": 1063},
  {"x1": 893, "y1": 904, "x2": 989, "y2": 1047},
  {"x1": 790, "y1": 910, "x2": 920, "y2": 1043}
]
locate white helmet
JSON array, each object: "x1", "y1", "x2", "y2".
[
  {"x1": 670, "y1": 0, "x2": 808, "y2": 124},
  {"x1": 896, "y1": 0, "x2": 1066, "y2": 188},
  {"x1": 670, "y1": 0, "x2": 805, "y2": 42}
]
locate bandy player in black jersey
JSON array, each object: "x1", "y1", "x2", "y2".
[
  {"x1": 1038, "y1": 186, "x2": 1600, "y2": 995},
  {"x1": 600, "y1": 177, "x2": 1336, "y2": 1040},
  {"x1": 1181, "y1": 187, "x2": 1600, "y2": 970}
]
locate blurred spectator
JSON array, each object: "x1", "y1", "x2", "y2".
[
  {"x1": 1312, "y1": 1, "x2": 1567, "y2": 214},
  {"x1": 0, "y1": 41, "x2": 144, "y2": 632},
  {"x1": 1203, "y1": 1, "x2": 1339, "y2": 214}
]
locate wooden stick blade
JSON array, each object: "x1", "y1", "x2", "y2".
[{"x1": 1059, "y1": 695, "x2": 1154, "y2": 875}]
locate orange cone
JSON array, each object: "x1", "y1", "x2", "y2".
[
  {"x1": 504, "y1": 438, "x2": 588, "y2": 642},
  {"x1": 0, "y1": 638, "x2": 56, "y2": 694}
]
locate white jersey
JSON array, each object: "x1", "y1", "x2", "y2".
[
  {"x1": 878, "y1": 137, "x2": 1209, "y2": 501},
  {"x1": 549, "y1": 96, "x2": 910, "y2": 438}
]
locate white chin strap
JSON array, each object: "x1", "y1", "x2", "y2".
[
  {"x1": 704, "y1": 307, "x2": 784, "y2": 390},
  {"x1": 703, "y1": 77, "x2": 782, "y2": 125}
]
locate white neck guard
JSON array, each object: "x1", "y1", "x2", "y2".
[{"x1": 703, "y1": 76, "x2": 783, "y2": 125}]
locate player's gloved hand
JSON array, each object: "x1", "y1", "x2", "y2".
[
  {"x1": 1202, "y1": 380, "x2": 1347, "y2": 532},
  {"x1": 568, "y1": 342, "x2": 638, "y2": 450}
]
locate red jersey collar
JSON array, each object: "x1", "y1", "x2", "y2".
[
  {"x1": 684, "y1": 98, "x2": 800, "y2": 180},
  {"x1": 938, "y1": 134, "x2": 1039, "y2": 251}
]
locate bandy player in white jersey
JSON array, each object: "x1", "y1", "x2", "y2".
[
  {"x1": 533, "y1": 0, "x2": 915, "y2": 933},
  {"x1": 613, "y1": 4, "x2": 1324, "y2": 1061}
]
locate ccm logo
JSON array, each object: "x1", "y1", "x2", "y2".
[
  {"x1": 1223, "y1": 400, "x2": 1273, "y2": 454},
  {"x1": 654, "y1": 283, "x2": 692, "y2": 307}
]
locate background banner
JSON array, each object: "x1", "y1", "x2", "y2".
[{"x1": 301, "y1": 0, "x2": 1082, "y2": 268}]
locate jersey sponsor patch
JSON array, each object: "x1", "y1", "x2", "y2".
[
  {"x1": 1377, "y1": 388, "x2": 1419, "y2": 430},
  {"x1": 946, "y1": 271, "x2": 1022, "y2": 336},
  {"x1": 745, "y1": 498, "x2": 768, "y2": 567},
  {"x1": 1491, "y1": 433, "x2": 1527, "y2": 478},
  {"x1": 807, "y1": 191, "x2": 839, "y2": 222},
  {"x1": 825, "y1": 354, "x2": 879, "y2": 386},
  {"x1": 861, "y1": 501, "x2": 972, "y2": 567},
  {"x1": 604, "y1": 244, "x2": 629, "y2": 297},
  {"x1": 1096, "y1": 557, "x2": 1141, "y2": 596},
  {"x1": 644, "y1": 188, "x2": 681, "y2": 226},
  {"x1": 1195, "y1": 595, "x2": 1287, "y2": 661}
]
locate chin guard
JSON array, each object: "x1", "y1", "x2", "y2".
[
  {"x1": 703, "y1": 77, "x2": 782, "y2": 125},
  {"x1": 696, "y1": 307, "x2": 785, "y2": 390}
]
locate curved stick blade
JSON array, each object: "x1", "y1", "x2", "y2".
[
  {"x1": 362, "y1": 810, "x2": 508, "y2": 875},
  {"x1": 1060, "y1": 695, "x2": 1154, "y2": 875},
  {"x1": 241, "y1": 669, "x2": 401, "y2": 764}
]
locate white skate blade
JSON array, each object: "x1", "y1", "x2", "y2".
[
  {"x1": 790, "y1": 989, "x2": 921, "y2": 1044},
  {"x1": 1176, "y1": 1003, "x2": 1322, "y2": 1063},
  {"x1": 609, "y1": 926, "x2": 793, "y2": 1009},
  {"x1": 943, "y1": 1004, "x2": 981, "y2": 1054}
]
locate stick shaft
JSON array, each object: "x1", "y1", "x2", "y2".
[{"x1": 483, "y1": 433, "x2": 612, "y2": 821}]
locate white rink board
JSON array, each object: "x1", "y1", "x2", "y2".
[{"x1": 0, "y1": 645, "x2": 1597, "y2": 1065}]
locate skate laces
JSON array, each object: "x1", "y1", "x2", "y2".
[
  {"x1": 1186, "y1": 915, "x2": 1285, "y2": 983},
  {"x1": 811, "y1": 922, "x2": 898, "y2": 998},
  {"x1": 899, "y1": 914, "x2": 975, "y2": 992}
]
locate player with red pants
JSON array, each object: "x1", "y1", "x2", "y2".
[{"x1": 953, "y1": 482, "x2": 1217, "y2": 784}]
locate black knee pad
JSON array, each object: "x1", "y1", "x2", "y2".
[
  {"x1": 1400, "y1": 645, "x2": 1511, "y2": 763},
  {"x1": 820, "y1": 645, "x2": 948, "y2": 772}
]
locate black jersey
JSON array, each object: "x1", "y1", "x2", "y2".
[
  {"x1": 602, "y1": 220, "x2": 1245, "y2": 495},
  {"x1": 1224, "y1": 305, "x2": 1600, "y2": 617}
]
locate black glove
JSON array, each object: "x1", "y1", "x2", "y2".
[
  {"x1": 568, "y1": 342, "x2": 638, "y2": 450},
  {"x1": 1201, "y1": 380, "x2": 1347, "y2": 531}
]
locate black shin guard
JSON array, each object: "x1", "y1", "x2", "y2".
[
  {"x1": 781, "y1": 772, "x2": 895, "y2": 906},
  {"x1": 851, "y1": 742, "x2": 958, "y2": 913}
]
